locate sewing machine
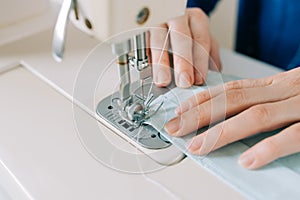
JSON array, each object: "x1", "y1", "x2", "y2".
[
  {"x1": 51, "y1": 0, "x2": 188, "y2": 165},
  {"x1": 1, "y1": 0, "x2": 291, "y2": 199}
]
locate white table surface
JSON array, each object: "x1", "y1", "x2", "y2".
[{"x1": 0, "y1": 6, "x2": 283, "y2": 200}]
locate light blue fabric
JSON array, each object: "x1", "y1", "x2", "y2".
[{"x1": 146, "y1": 71, "x2": 300, "y2": 200}]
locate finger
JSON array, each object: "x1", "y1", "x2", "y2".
[
  {"x1": 175, "y1": 84, "x2": 224, "y2": 115},
  {"x1": 170, "y1": 87, "x2": 275, "y2": 137},
  {"x1": 239, "y1": 122, "x2": 300, "y2": 169},
  {"x1": 165, "y1": 103, "x2": 210, "y2": 137},
  {"x1": 187, "y1": 95, "x2": 300, "y2": 155},
  {"x1": 176, "y1": 85, "x2": 275, "y2": 125},
  {"x1": 177, "y1": 61, "x2": 300, "y2": 115},
  {"x1": 166, "y1": 91, "x2": 229, "y2": 137},
  {"x1": 168, "y1": 15, "x2": 194, "y2": 88},
  {"x1": 176, "y1": 77, "x2": 273, "y2": 115},
  {"x1": 209, "y1": 37, "x2": 222, "y2": 72},
  {"x1": 187, "y1": 8, "x2": 211, "y2": 85},
  {"x1": 150, "y1": 25, "x2": 172, "y2": 87}
]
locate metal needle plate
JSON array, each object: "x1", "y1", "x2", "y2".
[{"x1": 96, "y1": 78, "x2": 175, "y2": 149}]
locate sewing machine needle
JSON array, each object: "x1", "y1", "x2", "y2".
[{"x1": 141, "y1": 79, "x2": 145, "y2": 105}]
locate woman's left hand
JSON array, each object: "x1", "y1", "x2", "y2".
[{"x1": 164, "y1": 67, "x2": 300, "y2": 169}]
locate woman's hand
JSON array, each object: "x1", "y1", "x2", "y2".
[
  {"x1": 150, "y1": 8, "x2": 222, "y2": 88},
  {"x1": 165, "y1": 67, "x2": 300, "y2": 169}
]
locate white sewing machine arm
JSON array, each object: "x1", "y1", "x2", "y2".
[{"x1": 52, "y1": 0, "x2": 187, "y2": 61}]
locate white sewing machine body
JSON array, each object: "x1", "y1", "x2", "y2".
[{"x1": 0, "y1": 0, "x2": 284, "y2": 199}]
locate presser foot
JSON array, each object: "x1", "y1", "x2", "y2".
[
  {"x1": 112, "y1": 93, "x2": 164, "y2": 128},
  {"x1": 96, "y1": 79, "x2": 174, "y2": 150}
]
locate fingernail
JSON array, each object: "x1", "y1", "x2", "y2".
[
  {"x1": 195, "y1": 74, "x2": 204, "y2": 85},
  {"x1": 156, "y1": 70, "x2": 169, "y2": 86},
  {"x1": 186, "y1": 137, "x2": 203, "y2": 153},
  {"x1": 164, "y1": 117, "x2": 180, "y2": 135},
  {"x1": 178, "y1": 72, "x2": 192, "y2": 88},
  {"x1": 239, "y1": 153, "x2": 255, "y2": 168}
]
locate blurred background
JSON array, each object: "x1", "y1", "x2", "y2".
[{"x1": 210, "y1": 0, "x2": 238, "y2": 50}]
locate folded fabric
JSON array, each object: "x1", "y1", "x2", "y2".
[{"x1": 145, "y1": 71, "x2": 300, "y2": 200}]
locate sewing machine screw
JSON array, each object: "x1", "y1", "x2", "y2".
[{"x1": 136, "y1": 7, "x2": 150, "y2": 25}]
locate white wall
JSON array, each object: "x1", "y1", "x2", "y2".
[
  {"x1": 0, "y1": 0, "x2": 49, "y2": 28},
  {"x1": 210, "y1": 0, "x2": 238, "y2": 50}
]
